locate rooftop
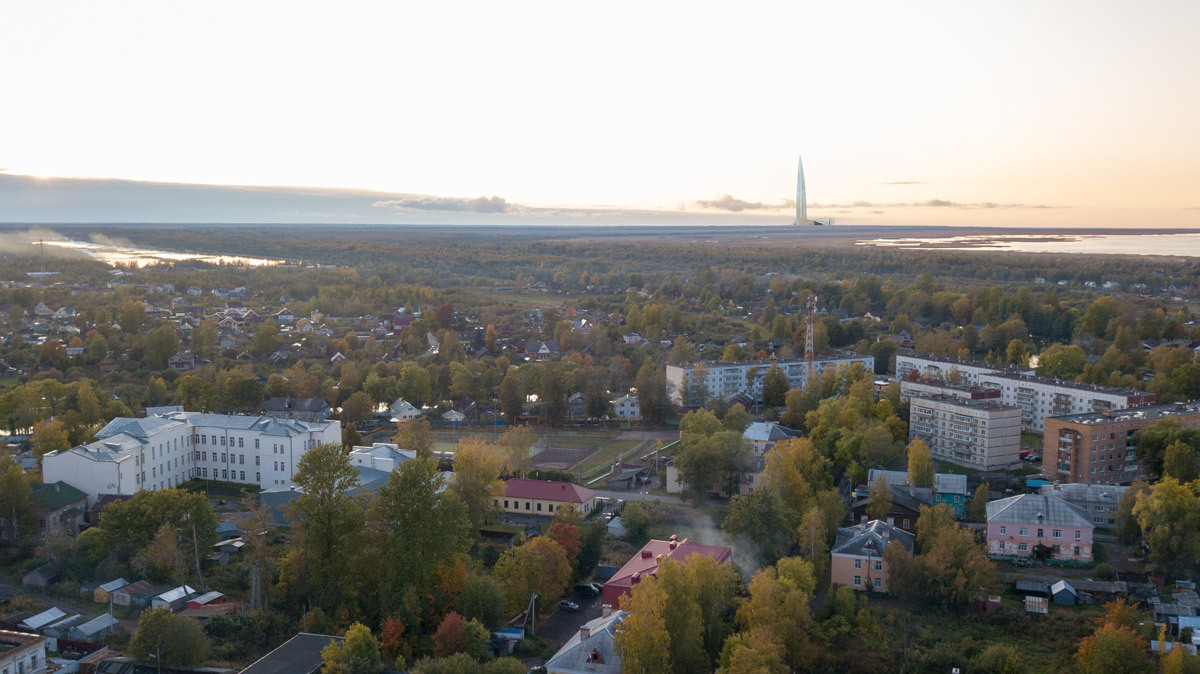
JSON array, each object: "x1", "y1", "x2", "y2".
[
  {"x1": 668, "y1": 351, "x2": 870, "y2": 370},
  {"x1": 908, "y1": 394, "x2": 1020, "y2": 412},
  {"x1": 1041, "y1": 482, "x2": 1128, "y2": 502},
  {"x1": 503, "y1": 479, "x2": 596, "y2": 504},
  {"x1": 866, "y1": 469, "x2": 969, "y2": 497},
  {"x1": 28, "y1": 481, "x2": 88, "y2": 512},
  {"x1": 1048, "y1": 402, "x2": 1200, "y2": 426},
  {"x1": 543, "y1": 610, "x2": 626, "y2": 674},
  {"x1": 743, "y1": 421, "x2": 800, "y2": 443},
  {"x1": 986, "y1": 493, "x2": 1093, "y2": 528},
  {"x1": 833, "y1": 520, "x2": 915, "y2": 557},
  {"x1": 240, "y1": 633, "x2": 343, "y2": 674},
  {"x1": 602, "y1": 536, "x2": 732, "y2": 606}
]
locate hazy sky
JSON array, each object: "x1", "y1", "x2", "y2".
[{"x1": 3, "y1": 1, "x2": 1199, "y2": 226}]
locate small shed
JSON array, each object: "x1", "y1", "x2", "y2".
[
  {"x1": 93, "y1": 578, "x2": 129, "y2": 604},
  {"x1": 1051, "y1": 580, "x2": 1078, "y2": 606},
  {"x1": 70, "y1": 613, "x2": 119, "y2": 641},
  {"x1": 21, "y1": 564, "x2": 60, "y2": 588},
  {"x1": 42, "y1": 613, "x2": 85, "y2": 639},
  {"x1": 187, "y1": 591, "x2": 226, "y2": 609},
  {"x1": 213, "y1": 538, "x2": 245, "y2": 554},
  {"x1": 606, "y1": 517, "x2": 628, "y2": 538},
  {"x1": 1015, "y1": 579, "x2": 1050, "y2": 597},
  {"x1": 152, "y1": 585, "x2": 196, "y2": 612},
  {"x1": 19, "y1": 606, "x2": 67, "y2": 632},
  {"x1": 112, "y1": 581, "x2": 162, "y2": 608}
]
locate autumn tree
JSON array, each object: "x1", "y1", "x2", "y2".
[
  {"x1": 547, "y1": 522, "x2": 581, "y2": 567},
  {"x1": 906, "y1": 438, "x2": 935, "y2": 489},
  {"x1": 761, "y1": 365, "x2": 789, "y2": 408},
  {"x1": 392, "y1": 419, "x2": 434, "y2": 460},
  {"x1": 431, "y1": 612, "x2": 489, "y2": 661},
  {"x1": 635, "y1": 362, "x2": 670, "y2": 424},
  {"x1": 133, "y1": 522, "x2": 187, "y2": 584},
  {"x1": 1115, "y1": 480, "x2": 1151, "y2": 544},
  {"x1": 735, "y1": 557, "x2": 817, "y2": 668},
  {"x1": 1164, "y1": 440, "x2": 1199, "y2": 482},
  {"x1": 145, "y1": 326, "x2": 180, "y2": 369},
  {"x1": 493, "y1": 537, "x2": 572, "y2": 615},
  {"x1": 1074, "y1": 624, "x2": 1151, "y2": 674},
  {"x1": 31, "y1": 419, "x2": 70, "y2": 462},
  {"x1": 0, "y1": 454, "x2": 33, "y2": 543},
  {"x1": 498, "y1": 372, "x2": 523, "y2": 425},
  {"x1": 498, "y1": 425, "x2": 535, "y2": 477},
  {"x1": 614, "y1": 575, "x2": 671, "y2": 674},
  {"x1": 321, "y1": 622, "x2": 384, "y2": 674},
  {"x1": 967, "y1": 482, "x2": 991, "y2": 521},
  {"x1": 451, "y1": 436, "x2": 505, "y2": 532}
]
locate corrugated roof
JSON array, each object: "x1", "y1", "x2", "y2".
[
  {"x1": 743, "y1": 422, "x2": 794, "y2": 443},
  {"x1": 154, "y1": 585, "x2": 195, "y2": 603},
  {"x1": 28, "y1": 481, "x2": 87, "y2": 512},
  {"x1": 20, "y1": 606, "x2": 66, "y2": 630},
  {"x1": 544, "y1": 610, "x2": 626, "y2": 674},
  {"x1": 73, "y1": 613, "x2": 118, "y2": 637},
  {"x1": 98, "y1": 578, "x2": 128, "y2": 593},
  {"x1": 866, "y1": 469, "x2": 968, "y2": 497},
  {"x1": 986, "y1": 493, "x2": 1093, "y2": 528}
]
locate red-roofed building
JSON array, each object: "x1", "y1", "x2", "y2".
[
  {"x1": 496, "y1": 479, "x2": 598, "y2": 516},
  {"x1": 602, "y1": 535, "x2": 733, "y2": 609}
]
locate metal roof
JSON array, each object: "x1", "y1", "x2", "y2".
[
  {"x1": 986, "y1": 493, "x2": 1093, "y2": 528},
  {"x1": 867, "y1": 469, "x2": 968, "y2": 496},
  {"x1": 833, "y1": 520, "x2": 915, "y2": 557}
]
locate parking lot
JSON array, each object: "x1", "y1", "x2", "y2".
[{"x1": 532, "y1": 585, "x2": 604, "y2": 648}]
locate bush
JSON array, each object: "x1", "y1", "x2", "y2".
[
  {"x1": 1095, "y1": 563, "x2": 1115, "y2": 580},
  {"x1": 1093, "y1": 542, "x2": 1107, "y2": 562}
]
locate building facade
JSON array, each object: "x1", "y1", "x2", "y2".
[
  {"x1": 1042, "y1": 403, "x2": 1200, "y2": 485},
  {"x1": 1039, "y1": 483, "x2": 1128, "y2": 528},
  {"x1": 866, "y1": 469, "x2": 970, "y2": 516},
  {"x1": 908, "y1": 395, "x2": 1023, "y2": 470},
  {"x1": 897, "y1": 353, "x2": 1154, "y2": 432},
  {"x1": 665, "y1": 354, "x2": 874, "y2": 406},
  {"x1": 986, "y1": 493, "x2": 1094, "y2": 562},
  {"x1": 496, "y1": 479, "x2": 597, "y2": 516},
  {"x1": 0, "y1": 629, "x2": 47, "y2": 674},
  {"x1": 43, "y1": 411, "x2": 341, "y2": 504},
  {"x1": 830, "y1": 520, "x2": 915, "y2": 593}
]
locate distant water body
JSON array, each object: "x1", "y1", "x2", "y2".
[
  {"x1": 856, "y1": 232, "x2": 1200, "y2": 256},
  {"x1": 39, "y1": 238, "x2": 283, "y2": 267}
]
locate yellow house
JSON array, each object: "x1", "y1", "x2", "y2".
[{"x1": 496, "y1": 479, "x2": 597, "y2": 516}]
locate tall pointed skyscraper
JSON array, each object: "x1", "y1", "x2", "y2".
[{"x1": 795, "y1": 154, "x2": 807, "y2": 225}]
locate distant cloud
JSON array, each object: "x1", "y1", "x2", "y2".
[
  {"x1": 1187, "y1": 206, "x2": 1200, "y2": 210},
  {"x1": 808, "y1": 199, "x2": 1067, "y2": 210},
  {"x1": 870, "y1": 210, "x2": 885, "y2": 214},
  {"x1": 879, "y1": 181, "x2": 925, "y2": 185},
  {"x1": 372, "y1": 195, "x2": 512, "y2": 213},
  {"x1": 691, "y1": 194, "x2": 791, "y2": 212}
]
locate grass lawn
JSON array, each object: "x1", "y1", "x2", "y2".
[
  {"x1": 570, "y1": 439, "x2": 642, "y2": 479},
  {"x1": 0, "y1": 375, "x2": 18, "y2": 389},
  {"x1": 937, "y1": 462, "x2": 980, "y2": 477},
  {"x1": 1021, "y1": 432, "x2": 1044, "y2": 447}
]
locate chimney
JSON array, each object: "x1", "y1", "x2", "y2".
[
  {"x1": 631, "y1": 573, "x2": 641, "y2": 584},
  {"x1": 580, "y1": 626, "x2": 591, "y2": 639},
  {"x1": 669, "y1": 541, "x2": 677, "y2": 550},
  {"x1": 602, "y1": 604, "x2": 612, "y2": 616},
  {"x1": 669, "y1": 534, "x2": 677, "y2": 542},
  {"x1": 641, "y1": 550, "x2": 652, "y2": 559}
]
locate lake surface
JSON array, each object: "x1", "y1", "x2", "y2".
[
  {"x1": 856, "y1": 232, "x2": 1200, "y2": 256},
  {"x1": 39, "y1": 238, "x2": 284, "y2": 267}
]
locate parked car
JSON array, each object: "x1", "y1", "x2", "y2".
[{"x1": 558, "y1": 600, "x2": 579, "y2": 612}]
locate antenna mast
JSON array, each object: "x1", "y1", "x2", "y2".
[{"x1": 805, "y1": 294, "x2": 817, "y2": 375}]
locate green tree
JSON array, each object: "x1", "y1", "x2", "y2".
[
  {"x1": 722, "y1": 489, "x2": 789, "y2": 564},
  {"x1": 1115, "y1": 480, "x2": 1151, "y2": 544},
  {"x1": 145, "y1": 326, "x2": 180, "y2": 369},
  {"x1": 498, "y1": 372, "x2": 523, "y2": 425},
  {"x1": 321, "y1": 621, "x2": 384, "y2": 674},
  {"x1": 252, "y1": 320, "x2": 282, "y2": 356},
  {"x1": 1134, "y1": 418, "x2": 1200, "y2": 477},
  {"x1": 291, "y1": 443, "x2": 364, "y2": 613},
  {"x1": 906, "y1": 438, "x2": 935, "y2": 488},
  {"x1": 130, "y1": 607, "x2": 209, "y2": 666},
  {"x1": 31, "y1": 419, "x2": 70, "y2": 462},
  {"x1": 1164, "y1": 440, "x2": 1199, "y2": 482},
  {"x1": 967, "y1": 482, "x2": 990, "y2": 521},
  {"x1": 539, "y1": 371, "x2": 568, "y2": 426},
  {"x1": 342, "y1": 391, "x2": 374, "y2": 425},
  {"x1": 132, "y1": 522, "x2": 187, "y2": 584},
  {"x1": 147, "y1": 377, "x2": 168, "y2": 407},
  {"x1": 1133, "y1": 478, "x2": 1200, "y2": 579},
  {"x1": 635, "y1": 362, "x2": 670, "y2": 424},
  {"x1": 1036, "y1": 343, "x2": 1088, "y2": 380},
  {"x1": 722, "y1": 404, "x2": 752, "y2": 433},
  {"x1": 0, "y1": 454, "x2": 33, "y2": 543},
  {"x1": 971, "y1": 643, "x2": 1024, "y2": 674},
  {"x1": 120, "y1": 299, "x2": 145, "y2": 333},
  {"x1": 865, "y1": 476, "x2": 892, "y2": 521},
  {"x1": 1005, "y1": 339, "x2": 1028, "y2": 367},
  {"x1": 761, "y1": 365, "x2": 789, "y2": 408},
  {"x1": 75, "y1": 379, "x2": 101, "y2": 424},
  {"x1": 620, "y1": 501, "x2": 650, "y2": 541}
]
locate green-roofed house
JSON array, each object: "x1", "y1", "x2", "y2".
[{"x1": 28, "y1": 482, "x2": 88, "y2": 538}]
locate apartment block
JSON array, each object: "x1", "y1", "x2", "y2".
[
  {"x1": 897, "y1": 353, "x2": 1154, "y2": 432},
  {"x1": 909, "y1": 395, "x2": 1023, "y2": 469},
  {"x1": 665, "y1": 353, "x2": 874, "y2": 406},
  {"x1": 43, "y1": 411, "x2": 341, "y2": 504},
  {"x1": 899, "y1": 379, "x2": 1001, "y2": 402},
  {"x1": 1042, "y1": 402, "x2": 1200, "y2": 485}
]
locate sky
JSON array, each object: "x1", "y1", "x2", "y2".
[{"x1": 2, "y1": 1, "x2": 1199, "y2": 227}]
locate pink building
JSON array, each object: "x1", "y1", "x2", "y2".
[
  {"x1": 601, "y1": 535, "x2": 732, "y2": 609},
  {"x1": 986, "y1": 493, "x2": 1094, "y2": 562},
  {"x1": 830, "y1": 520, "x2": 915, "y2": 593}
]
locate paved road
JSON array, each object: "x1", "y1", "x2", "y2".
[
  {"x1": 594, "y1": 489, "x2": 683, "y2": 504},
  {"x1": 534, "y1": 588, "x2": 603, "y2": 649}
]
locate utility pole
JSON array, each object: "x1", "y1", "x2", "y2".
[{"x1": 805, "y1": 294, "x2": 817, "y2": 377}]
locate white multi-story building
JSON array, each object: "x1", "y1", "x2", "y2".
[
  {"x1": 909, "y1": 395, "x2": 1023, "y2": 470},
  {"x1": 43, "y1": 411, "x2": 341, "y2": 504},
  {"x1": 665, "y1": 353, "x2": 874, "y2": 406},
  {"x1": 611, "y1": 394, "x2": 641, "y2": 419},
  {"x1": 897, "y1": 353, "x2": 1154, "y2": 432},
  {"x1": 0, "y1": 629, "x2": 47, "y2": 674}
]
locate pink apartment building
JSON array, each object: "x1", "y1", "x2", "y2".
[{"x1": 985, "y1": 493, "x2": 1094, "y2": 562}]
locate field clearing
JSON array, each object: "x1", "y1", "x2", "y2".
[{"x1": 569, "y1": 439, "x2": 643, "y2": 479}]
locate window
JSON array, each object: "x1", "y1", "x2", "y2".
[
  {"x1": 537, "y1": 503, "x2": 543, "y2": 512},
  {"x1": 256, "y1": 472, "x2": 260, "y2": 481},
  {"x1": 504, "y1": 500, "x2": 509, "y2": 509},
  {"x1": 240, "y1": 471, "x2": 245, "y2": 480},
  {"x1": 874, "y1": 561, "x2": 882, "y2": 571},
  {"x1": 854, "y1": 559, "x2": 862, "y2": 569},
  {"x1": 902, "y1": 519, "x2": 910, "y2": 529},
  {"x1": 238, "y1": 438, "x2": 244, "y2": 448},
  {"x1": 221, "y1": 436, "x2": 226, "y2": 446},
  {"x1": 853, "y1": 575, "x2": 861, "y2": 587},
  {"x1": 525, "y1": 502, "x2": 530, "y2": 511},
  {"x1": 222, "y1": 469, "x2": 228, "y2": 479},
  {"x1": 239, "y1": 454, "x2": 245, "y2": 465},
  {"x1": 1037, "y1": 528, "x2": 1044, "y2": 537},
  {"x1": 1019, "y1": 528, "x2": 1028, "y2": 536},
  {"x1": 255, "y1": 439, "x2": 260, "y2": 449},
  {"x1": 874, "y1": 577, "x2": 882, "y2": 589},
  {"x1": 1075, "y1": 530, "x2": 1081, "y2": 539},
  {"x1": 999, "y1": 526, "x2": 1006, "y2": 535},
  {"x1": 1052, "y1": 529, "x2": 1062, "y2": 538}
]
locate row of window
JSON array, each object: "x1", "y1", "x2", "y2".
[
  {"x1": 853, "y1": 559, "x2": 883, "y2": 572},
  {"x1": 852, "y1": 575, "x2": 882, "y2": 589},
  {"x1": 997, "y1": 525, "x2": 1082, "y2": 540}
]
